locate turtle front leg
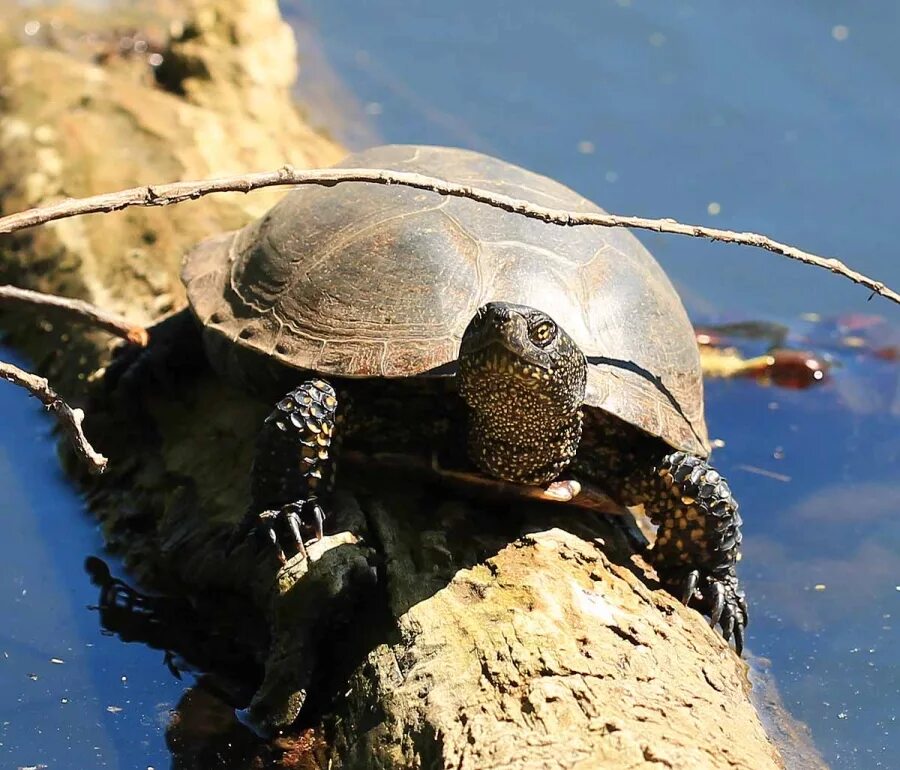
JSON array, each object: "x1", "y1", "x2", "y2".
[
  {"x1": 230, "y1": 379, "x2": 339, "y2": 564},
  {"x1": 634, "y1": 452, "x2": 748, "y2": 652}
]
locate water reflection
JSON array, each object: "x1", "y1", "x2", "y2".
[{"x1": 0, "y1": 348, "x2": 185, "y2": 768}]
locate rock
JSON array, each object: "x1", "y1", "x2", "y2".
[
  {"x1": 0, "y1": 0, "x2": 341, "y2": 370},
  {"x1": 0, "y1": 2, "x2": 803, "y2": 768}
]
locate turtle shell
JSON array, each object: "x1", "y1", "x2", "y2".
[{"x1": 183, "y1": 145, "x2": 709, "y2": 456}]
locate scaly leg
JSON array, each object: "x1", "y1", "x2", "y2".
[
  {"x1": 632, "y1": 451, "x2": 748, "y2": 652},
  {"x1": 230, "y1": 379, "x2": 339, "y2": 563},
  {"x1": 574, "y1": 412, "x2": 747, "y2": 652}
]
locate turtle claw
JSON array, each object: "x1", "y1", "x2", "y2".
[
  {"x1": 733, "y1": 621, "x2": 745, "y2": 656},
  {"x1": 231, "y1": 500, "x2": 325, "y2": 564},
  {"x1": 697, "y1": 574, "x2": 747, "y2": 653},
  {"x1": 708, "y1": 581, "x2": 725, "y2": 629},
  {"x1": 662, "y1": 568, "x2": 748, "y2": 653},
  {"x1": 284, "y1": 506, "x2": 308, "y2": 557},
  {"x1": 681, "y1": 569, "x2": 700, "y2": 604},
  {"x1": 721, "y1": 613, "x2": 735, "y2": 643},
  {"x1": 257, "y1": 509, "x2": 287, "y2": 564},
  {"x1": 310, "y1": 504, "x2": 325, "y2": 542}
]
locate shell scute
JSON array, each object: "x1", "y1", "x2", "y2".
[{"x1": 183, "y1": 145, "x2": 709, "y2": 455}]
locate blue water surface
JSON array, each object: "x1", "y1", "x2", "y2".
[{"x1": 0, "y1": 348, "x2": 184, "y2": 768}]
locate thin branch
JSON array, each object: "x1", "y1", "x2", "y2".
[
  {"x1": 0, "y1": 360, "x2": 107, "y2": 473},
  {"x1": 0, "y1": 285, "x2": 148, "y2": 346},
  {"x1": 0, "y1": 166, "x2": 895, "y2": 305}
]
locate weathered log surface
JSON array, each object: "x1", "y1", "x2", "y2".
[
  {"x1": 329, "y1": 503, "x2": 781, "y2": 770},
  {"x1": 0, "y1": 3, "x2": 824, "y2": 768}
]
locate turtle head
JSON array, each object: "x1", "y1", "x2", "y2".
[{"x1": 457, "y1": 302, "x2": 586, "y2": 417}]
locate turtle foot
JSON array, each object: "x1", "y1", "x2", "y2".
[
  {"x1": 229, "y1": 500, "x2": 326, "y2": 565},
  {"x1": 661, "y1": 566, "x2": 748, "y2": 654}
]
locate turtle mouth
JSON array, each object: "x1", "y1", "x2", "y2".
[{"x1": 464, "y1": 341, "x2": 552, "y2": 384}]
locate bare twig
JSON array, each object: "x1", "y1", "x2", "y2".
[
  {"x1": 0, "y1": 360, "x2": 107, "y2": 473},
  {"x1": 0, "y1": 166, "x2": 896, "y2": 305},
  {"x1": 0, "y1": 285, "x2": 148, "y2": 346},
  {"x1": 0, "y1": 286, "x2": 143, "y2": 473}
]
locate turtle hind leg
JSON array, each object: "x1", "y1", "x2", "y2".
[
  {"x1": 635, "y1": 451, "x2": 748, "y2": 652},
  {"x1": 230, "y1": 379, "x2": 339, "y2": 564},
  {"x1": 104, "y1": 307, "x2": 208, "y2": 397}
]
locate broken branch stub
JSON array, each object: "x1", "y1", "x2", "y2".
[
  {"x1": 0, "y1": 285, "x2": 148, "y2": 346},
  {"x1": 0, "y1": 360, "x2": 107, "y2": 473}
]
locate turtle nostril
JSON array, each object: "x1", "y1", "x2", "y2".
[{"x1": 484, "y1": 303, "x2": 510, "y2": 324}]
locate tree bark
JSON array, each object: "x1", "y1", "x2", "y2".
[{"x1": 0, "y1": 3, "x2": 823, "y2": 768}]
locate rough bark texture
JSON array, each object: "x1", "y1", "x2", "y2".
[
  {"x1": 0, "y1": 3, "x2": 820, "y2": 768},
  {"x1": 329, "y1": 505, "x2": 783, "y2": 770}
]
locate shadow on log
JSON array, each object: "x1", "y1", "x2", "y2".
[{"x1": 0, "y1": 2, "x2": 828, "y2": 768}]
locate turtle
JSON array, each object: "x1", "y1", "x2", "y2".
[{"x1": 159, "y1": 144, "x2": 746, "y2": 649}]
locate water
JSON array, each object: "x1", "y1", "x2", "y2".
[
  {"x1": 1, "y1": 1, "x2": 898, "y2": 768},
  {"x1": 0, "y1": 348, "x2": 184, "y2": 768},
  {"x1": 286, "y1": 1, "x2": 898, "y2": 767}
]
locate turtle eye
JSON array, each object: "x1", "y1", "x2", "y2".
[{"x1": 529, "y1": 320, "x2": 557, "y2": 347}]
